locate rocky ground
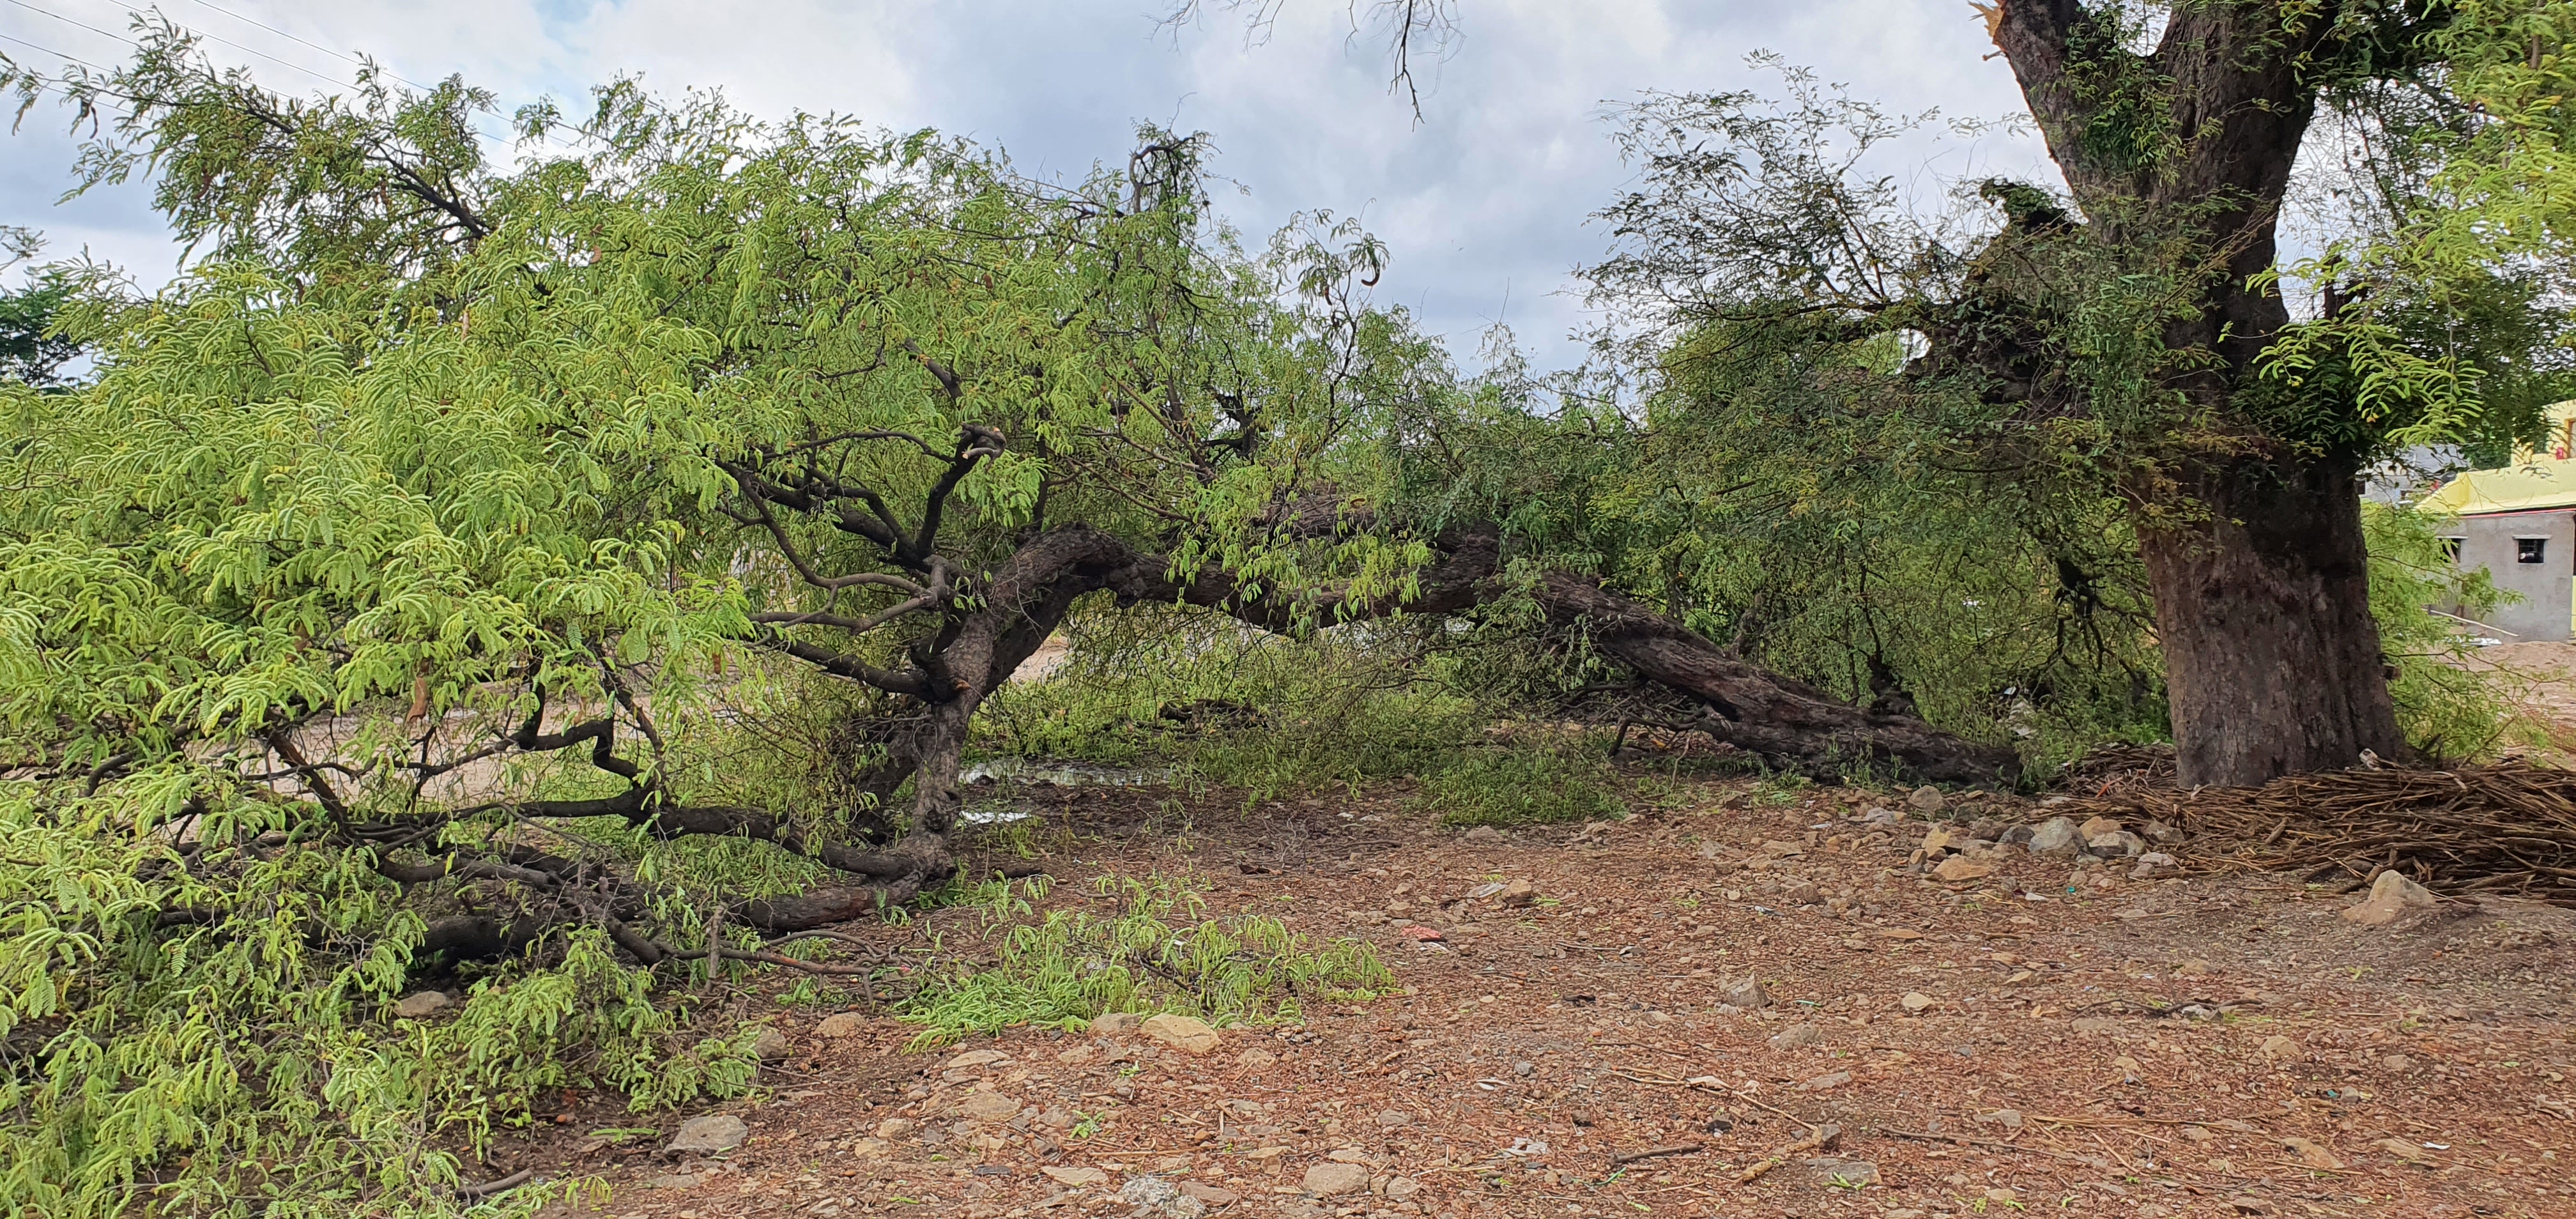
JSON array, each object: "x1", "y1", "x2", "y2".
[{"x1": 516, "y1": 769, "x2": 2576, "y2": 1219}]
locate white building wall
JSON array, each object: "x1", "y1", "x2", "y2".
[{"x1": 2444, "y1": 511, "x2": 2575, "y2": 642}]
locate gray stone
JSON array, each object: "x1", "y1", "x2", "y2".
[
  {"x1": 1777, "y1": 878, "x2": 1821, "y2": 905},
  {"x1": 2070, "y1": 1016, "x2": 2119, "y2": 1034},
  {"x1": 390, "y1": 992, "x2": 451, "y2": 1019},
  {"x1": 2086, "y1": 831, "x2": 2146, "y2": 859},
  {"x1": 1997, "y1": 824, "x2": 2037, "y2": 849},
  {"x1": 645, "y1": 1173, "x2": 701, "y2": 1190},
  {"x1": 1908, "y1": 786, "x2": 1947, "y2": 815},
  {"x1": 1382, "y1": 1177, "x2": 1421, "y2": 1201},
  {"x1": 750, "y1": 1027, "x2": 793, "y2": 1061},
  {"x1": 1799, "y1": 1157, "x2": 1881, "y2": 1187},
  {"x1": 2027, "y1": 816, "x2": 2085, "y2": 855},
  {"x1": 1119, "y1": 1176, "x2": 1207, "y2": 1218},
  {"x1": 1863, "y1": 806, "x2": 1904, "y2": 826},
  {"x1": 1715, "y1": 975, "x2": 1770, "y2": 1009},
  {"x1": 2129, "y1": 852, "x2": 2182, "y2": 880},
  {"x1": 1975, "y1": 1108, "x2": 2024, "y2": 1131},
  {"x1": 1460, "y1": 826, "x2": 1506, "y2": 843},
  {"x1": 1767, "y1": 1023, "x2": 1825, "y2": 1050},
  {"x1": 666, "y1": 1114, "x2": 749, "y2": 1155},
  {"x1": 1302, "y1": 1162, "x2": 1371, "y2": 1196},
  {"x1": 2342, "y1": 870, "x2": 2437, "y2": 926},
  {"x1": 2143, "y1": 819, "x2": 2186, "y2": 845}
]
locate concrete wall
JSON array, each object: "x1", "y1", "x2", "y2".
[{"x1": 2444, "y1": 510, "x2": 2575, "y2": 641}]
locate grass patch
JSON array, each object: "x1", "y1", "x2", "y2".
[
  {"x1": 896, "y1": 875, "x2": 1392, "y2": 1049},
  {"x1": 1413, "y1": 742, "x2": 1627, "y2": 827}
]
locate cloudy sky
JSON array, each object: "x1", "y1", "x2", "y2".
[{"x1": 1, "y1": 0, "x2": 2055, "y2": 367}]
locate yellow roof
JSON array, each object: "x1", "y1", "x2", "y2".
[{"x1": 2416, "y1": 401, "x2": 2576, "y2": 516}]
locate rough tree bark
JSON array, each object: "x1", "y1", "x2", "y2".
[{"x1": 1991, "y1": 1, "x2": 2413, "y2": 786}]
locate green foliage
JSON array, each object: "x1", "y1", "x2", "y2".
[
  {"x1": 896, "y1": 875, "x2": 1390, "y2": 1048},
  {"x1": 2361, "y1": 502, "x2": 2534, "y2": 760}
]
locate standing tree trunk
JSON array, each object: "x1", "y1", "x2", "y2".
[
  {"x1": 1994, "y1": 1, "x2": 2417, "y2": 786},
  {"x1": 2141, "y1": 458, "x2": 2402, "y2": 785}
]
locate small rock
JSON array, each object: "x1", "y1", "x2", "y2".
[
  {"x1": 1042, "y1": 1166, "x2": 1110, "y2": 1186},
  {"x1": 1768, "y1": 1023, "x2": 1825, "y2": 1050},
  {"x1": 1715, "y1": 975, "x2": 1770, "y2": 1009},
  {"x1": 390, "y1": 991, "x2": 451, "y2": 1019},
  {"x1": 2176, "y1": 1004, "x2": 2219, "y2": 1022},
  {"x1": 2071, "y1": 1016, "x2": 2119, "y2": 1034},
  {"x1": 1140, "y1": 1013, "x2": 1222, "y2": 1054},
  {"x1": 2027, "y1": 816, "x2": 2085, "y2": 855},
  {"x1": 874, "y1": 1118, "x2": 917, "y2": 1140},
  {"x1": 2380, "y1": 1053, "x2": 2412, "y2": 1071},
  {"x1": 1933, "y1": 856, "x2": 1995, "y2": 883},
  {"x1": 1179, "y1": 1181, "x2": 1241, "y2": 1205},
  {"x1": 2281, "y1": 1137, "x2": 2346, "y2": 1170},
  {"x1": 1120, "y1": 1176, "x2": 1206, "y2": 1218},
  {"x1": 2087, "y1": 831, "x2": 2146, "y2": 858},
  {"x1": 1908, "y1": 786, "x2": 1947, "y2": 815},
  {"x1": 1513, "y1": 1060, "x2": 1535, "y2": 1077},
  {"x1": 645, "y1": 1173, "x2": 700, "y2": 1190},
  {"x1": 1864, "y1": 806, "x2": 1903, "y2": 825},
  {"x1": 1920, "y1": 825, "x2": 1956, "y2": 855},
  {"x1": 749, "y1": 1027, "x2": 793, "y2": 1061},
  {"x1": 2258, "y1": 1034, "x2": 2301, "y2": 1062},
  {"x1": 1799, "y1": 1156, "x2": 1880, "y2": 1186},
  {"x1": 1236, "y1": 1047, "x2": 1278, "y2": 1069},
  {"x1": 1799, "y1": 1070, "x2": 1851, "y2": 1091},
  {"x1": 1975, "y1": 1108, "x2": 2023, "y2": 1131},
  {"x1": 815, "y1": 1011, "x2": 866, "y2": 1038},
  {"x1": 2129, "y1": 852, "x2": 2182, "y2": 880},
  {"x1": 2143, "y1": 818, "x2": 2185, "y2": 845},
  {"x1": 1498, "y1": 878, "x2": 1537, "y2": 907},
  {"x1": 1302, "y1": 1162, "x2": 1371, "y2": 1196},
  {"x1": 1997, "y1": 824, "x2": 2037, "y2": 848},
  {"x1": 1374, "y1": 1109, "x2": 1413, "y2": 1128},
  {"x1": 846, "y1": 1137, "x2": 892, "y2": 1158},
  {"x1": 666, "y1": 1114, "x2": 749, "y2": 1155},
  {"x1": 962, "y1": 1091, "x2": 1023, "y2": 1123},
  {"x1": 2079, "y1": 815, "x2": 2124, "y2": 839},
  {"x1": 1089, "y1": 1011, "x2": 1146, "y2": 1036},
  {"x1": 1057, "y1": 1045, "x2": 1098, "y2": 1064},
  {"x1": 2179, "y1": 1126, "x2": 2214, "y2": 1143},
  {"x1": 1899, "y1": 992, "x2": 1935, "y2": 1013},
  {"x1": 1383, "y1": 1177, "x2": 1421, "y2": 1201},
  {"x1": 2341, "y1": 870, "x2": 2437, "y2": 926},
  {"x1": 946, "y1": 1048, "x2": 1009, "y2": 1070},
  {"x1": 2112, "y1": 1054, "x2": 2145, "y2": 1084},
  {"x1": 1461, "y1": 826, "x2": 1506, "y2": 843},
  {"x1": 2175, "y1": 958, "x2": 2213, "y2": 977},
  {"x1": 1778, "y1": 878, "x2": 1821, "y2": 905}
]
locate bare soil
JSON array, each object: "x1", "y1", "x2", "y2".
[{"x1": 514, "y1": 766, "x2": 2576, "y2": 1219}]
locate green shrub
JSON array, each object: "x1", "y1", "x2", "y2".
[{"x1": 1411, "y1": 742, "x2": 1627, "y2": 826}]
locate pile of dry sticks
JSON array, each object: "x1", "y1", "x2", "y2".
[{"x1": 2056, "y1": 759, "x2": 2576, "y2": 906}]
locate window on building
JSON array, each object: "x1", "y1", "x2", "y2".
[
  {"x1": 2439, "y1": 537, "x2": 2464, "y2": 562},
  {"x1": 2517, "y1": 536, "x2": 2548, "y2": 564}
]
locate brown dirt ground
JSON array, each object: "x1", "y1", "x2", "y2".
[{"x1": 509, "y1": 761, "x2": 2576, "y2": 1219}]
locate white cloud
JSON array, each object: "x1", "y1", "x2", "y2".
[{"x1": 1, "y1": 0, "x2": 2055, "y2": 367}]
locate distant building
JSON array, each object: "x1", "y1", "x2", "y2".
[{"x1": 2414, "y1": 403, "x2": 2576, "y2": 642}]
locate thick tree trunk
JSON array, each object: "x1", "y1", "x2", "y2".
[
  {"x1": 2140, "y1": 458, "x2": 2404, "y2": 787},
  {"x1": 1987, "y1": 3, "x2": 2408, "y2": 783}
]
